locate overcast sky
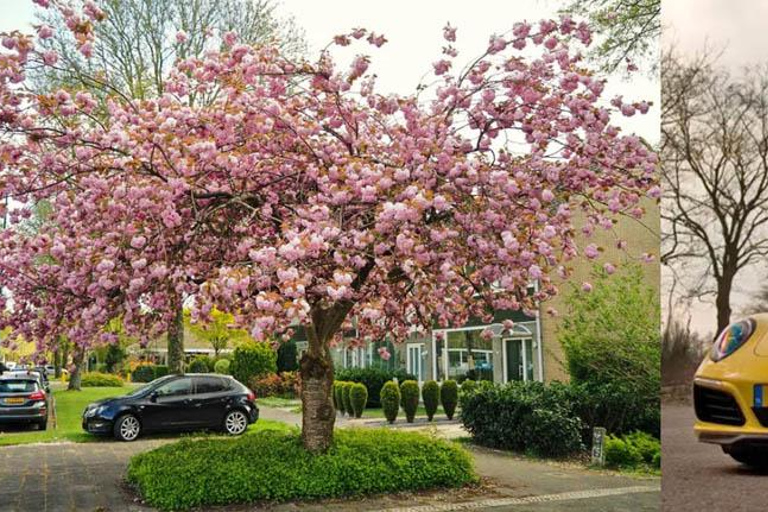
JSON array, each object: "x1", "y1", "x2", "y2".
[{"x1": 662, "y1": 0, "x2": 768, "y2": 337}]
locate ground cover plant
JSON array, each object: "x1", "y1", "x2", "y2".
[{"x1": 127, "y1": 428, "x2": 477, "y2": 510}]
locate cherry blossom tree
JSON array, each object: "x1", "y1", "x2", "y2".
[{"x1": 0, "y1": 1, "x2": 657, "y2": 451}]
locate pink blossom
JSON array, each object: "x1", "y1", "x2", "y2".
[
  {"x1": 603, "y1": 263, "x2": 616, "y2": 275},
  {"x1": 175, "y1": 31, "x2": 188, "y2": 43},
  {"x1": 581, "y1": 282, "x2": 593, "y2": 292},
  {"x1": 37, "y1": 25, "x2": 54, "y2": 39},
  {"x1": 584, "y1": 244, "x2": 599, "y2": 259},
  {"x1": 377, "y1": 347, "x2": 391, "y2": 361},
  {"x1": 433, "y1": 59, "x2": 451, "y2": 76},
  {"x1": 443, "y1": 23, "x2": 457, "y2": 42}
]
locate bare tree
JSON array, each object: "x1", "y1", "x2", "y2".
[
  {"x1": 30, "y1": 0, "x2": 305, "y2": 375},
  {"x1": 662, "y1": 50, "x2": 768, "y2": 337}
]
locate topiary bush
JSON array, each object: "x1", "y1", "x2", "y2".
[
  {"x1": 333, "y1": 381, "x2": 344, "y2": 414},
  {"x1": 350, "y1": 383, "x2": 368, "y2": 418},
  {"x1": 128, "y1": 428, "x2": 478, "y2": 511},
  {"x1": 400, "y1": 380, "x2": 420, "y2": 423},
  {"x1": 422, "y1": 380, "x2": 439, "y2": 421},
  {"x1": 381, "y1": 381, "x2": 401, "y2": 423},
  {"x1": 441, "y1": 380, "x2": 459, "y2": 420},
  {"x1": 335, "y1": 368, "x2": 415, "y2": 408},
  {"x1": 187, "y1": 358, "x2": 210, "y2": 373},
  {"x1": 230, "y1": 341, "x2": 277, "y2": 385},
  {"x1": 342, "y1": 382, "x2": 354, "y2": 416},
  {"x1": 460, "y1": 380, "x2": 585, "y2": 458},
  {"x1": 132, "y1": 364, "x2": 156, "y2": 383},
  {"x1": 154, "y1": 365, "x2": 170, "y2": 379},
  {"x1": 81, "y1": 371, "x2": 124, "y2": 387},
  {"x1": 214, "y1": 359, "x2": 230, "y2": 374},
  {"x1": 460, "y1": 379, "x2": 476, "y2": 396}
]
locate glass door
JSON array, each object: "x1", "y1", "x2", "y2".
[
  {"x1": 406, "y1": 343, "x2": 425, "y2": 383},
  {"x1": 504, "y1": 338, "x2": 534, "y2": 382}
]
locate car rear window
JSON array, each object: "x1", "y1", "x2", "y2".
[
  {"x1": 195, "y1": 376, "x2": 228, "y2": 394},
  {"x1": 0, "y1": 380, "x2": 37, "y2": 393}
]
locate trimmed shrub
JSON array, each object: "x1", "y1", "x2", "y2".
[
  {"x1": 422, "y1": 380, "x2": 439, "y2": 421},
  {"x1": 342, "y1": 382, "x2": 354, "y2": 416},
  {"x1": 400, "y1": 380, "x2": 420, "y2": 423},
  {"x1": 81, "y1": 371, "x2": 123, "y2": 387},
  {"x1": 350, "y1": 383, "x2": 368, "y2": 418},
  {"x1": 128, "y1": 428, "x2": 478, "y2": 511},
  {"x1": 651, "y1": 452, "x2": 661, "y2": 469},
  {"x1": 460, "y1": 381, "x2": 584, "y2": 458},
  {"x1": 334, "y1": 381, "x2": 345, "y2": 415},
  {"x1": 441, "y1": 380, "x2": 459, "y2": 420},
  {"x1": 154, "y1": 365, "x2": 170, "y2": 379},
  {"x1": 460, "y1": 379, "x2": 476, "y2": 396},
  {"x1": 381, "y1": 381, "x2": 400, "y2": 423},
  {"x1": 187, "y1": 358, "x2": 210, "y2": 373},
  {"x1": 230, "y1": 342, "x2": 277, "y2": 386},
  {"x1": 335, "y1": 368, "x2": 416, "y2": 408},
  {"x1": 251, "y1": 372, "x2": 300, "y2": 398},
  {"x1": 131, "y1": 364, "x2": 156, "y2": 383},
  {"x1": 214, "y1": 359, "x2": 230, "y2": 374}
]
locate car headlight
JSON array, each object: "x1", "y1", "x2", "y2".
[{"x1": 711, "y1": 318, "x2": 756, "y2": 362}]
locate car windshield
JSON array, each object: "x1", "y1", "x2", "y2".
[
  {"x1": 0, "y1": 380, "x2": 37, "y2": 393},
  {"x1": 124, "y1": 375, "x2": 176, "y2": 397}
]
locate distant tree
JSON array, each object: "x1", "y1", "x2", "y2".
[
  {"x1": 561, "y1": 0, "x2": 660, "y2": 73},
  {"x1": 661, "y1": 51, "x2": 768, "y2": 336},
  {"x1": 185, "y1": 308, "x2": 249, "y2": 358}
]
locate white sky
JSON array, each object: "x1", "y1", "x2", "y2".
[{"x1": 662, "y1": 0, "x2": 768, "y2": 337}]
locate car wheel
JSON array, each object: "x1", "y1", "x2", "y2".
[
  {"x1": 114, "y1": 414, "x2": 141, "y2": 442},
  {"x1": 724, "y1": 446, "x2": 768, "y2": 468},
  {"x1": 223, "y1": 410, "x2": 248, "y2": 436}
]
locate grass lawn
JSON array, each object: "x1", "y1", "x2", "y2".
[{"x1": 0, "y1": 385, "x2": 288, "y2": 446}]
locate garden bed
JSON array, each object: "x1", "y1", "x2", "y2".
[{"x1": 127, "y1": 428, "x2": 477, "y2": 510}]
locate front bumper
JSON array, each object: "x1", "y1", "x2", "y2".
[{"x1": 694, "y1": 377, "x2": 768, "y2": 446}]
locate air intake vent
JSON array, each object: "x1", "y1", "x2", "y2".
[{"x1": 694, "y1": 384, "x2": 745, "y2": 426}]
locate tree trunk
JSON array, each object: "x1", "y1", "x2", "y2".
[
  {"x1": 53, "y1": 347, "x2": 61, "y2": 379},
  {"x1": 300, "y1": 334, "x2": 336, "y2": 453},
  {"x1": 715, "y1": 273, "x2": 734, "y2": 339},
  {"x1": 167, "y1": 301, "x2": 185, "y2": 374},
  {"x1": 68, "y1": 346, "x2": 84, "y2": 391}
]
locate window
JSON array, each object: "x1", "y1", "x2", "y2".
[
  {"x1": 0, "y1": 380, "x2": 37, "y2": 393},
  {"x1": 195, "y1": 376, "x2": 226, "y2": 394},
  {"x1": 155, "y1": 377, "x2": 193, "y2": 397},
  {"x1": 434, "y1": 329, "x2": 496, "y2": 382}
]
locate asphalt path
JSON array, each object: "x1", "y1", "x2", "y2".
[{"x1": 662, "y1": 402, "x2": 768, "y2": 511}]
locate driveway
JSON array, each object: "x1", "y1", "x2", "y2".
[
  {"x1": 0, "y1": 407, "x2": 659, "y2": 512},
  {"x1": 662, "y1": 401, "x2": 768, "y2": 511}
]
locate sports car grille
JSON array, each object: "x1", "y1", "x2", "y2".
[{"x1": 694, "y1": 384, "x2": 745, "y2": 426}]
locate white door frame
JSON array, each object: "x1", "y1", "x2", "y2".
[
  {"x1": 502, "y1": 337, "x2": 533, "y2": 382},
  {"x1": 406, "y1": 343, "x2": 425, "y2": 383}
]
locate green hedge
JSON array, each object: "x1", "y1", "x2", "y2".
[
  {"x1": 604, "y1": 432, "x2": 660, "y2": 470},
  {"x1": 230, "y1": 342, "x2": 277, "y2": 385},
  {"x1": 333, "y1": 381, "x2": 344, "y2": 414},
  {"x1": 342, "y1": 382, "x2": 353, "y2": 416},
  {"x1": 128, "y1": 429, "x2": 477, "y2": 510},
  {"x1": 381, "y1": 381, "x2": 400, "y2": 424},
  {"x1": 335, "y1": 368, "x2": 415, "y2": 408},
  {"x1": 460, "y1": 381, "x2": 584, "y2": 457},
  {"x1": 187, "y1": 358, "x2": 210, "y2": 373},
  {"x1": 131, "y1": 364, "x2": 156, "y2": 383},
  {"x1": 214, "y1": 359, "x2": 230, "y2": 374},
  {"x1": 81, "y1": 372, "x2": 124, "y2": 387}
]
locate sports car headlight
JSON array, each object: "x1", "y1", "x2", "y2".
[{"x1": 711, "y1": 318, "x2": 756, "y2": 362}]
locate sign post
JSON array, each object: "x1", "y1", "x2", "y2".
[{"x1": 591, "y1": 427, "x2": 607, "y2": 466}]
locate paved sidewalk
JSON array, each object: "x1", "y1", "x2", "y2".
[{"x1": 0, "y1": 406, "x2": 659, "y2": 512}]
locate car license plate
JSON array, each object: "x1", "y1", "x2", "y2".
[
  {"x1": 3, "y1": 397, "x2": 24, "y2": 405},
  {"x1": 755, "y1": 385, "x2": 767, "y2": 407}
]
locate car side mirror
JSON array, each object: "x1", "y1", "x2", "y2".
[{"x1": 149, "y1": 391, "x2": 159, "y2": 402}]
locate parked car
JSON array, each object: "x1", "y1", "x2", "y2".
[
  {"x1": 43, "y1": 365, "x2": 69, "y2": 376},
  {"x1": 5, "y1": 370, "x2": 49, "y2": 395},
  {"x1": 82, "y1": 373, "x2": 259, "y2": 441},
  {"x1": 0, "y1": 374, "x2": 48, "y2": 430}
]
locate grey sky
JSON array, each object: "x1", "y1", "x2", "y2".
[{"x1": 662, "y1": 0, "x2": 768, "y2": 337}]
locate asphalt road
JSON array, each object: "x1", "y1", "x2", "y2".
[{"x1": 662, "y1": 402, "x2": 768, "y2": 511}]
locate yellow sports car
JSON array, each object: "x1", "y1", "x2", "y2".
[{"x1": 694, "y1": 314, "x2": 768, "y2": 466}]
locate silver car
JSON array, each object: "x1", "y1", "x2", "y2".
[{"x1": 0, "y1": 375, "x2": 49, "y2": 430}]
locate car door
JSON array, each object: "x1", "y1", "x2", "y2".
[
  {"x1": 192, "y1": 376, "x2": 230, "y2": 428},
  {"x1": 140, "y1": 377, "x2": 198, "y2": 430}
]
